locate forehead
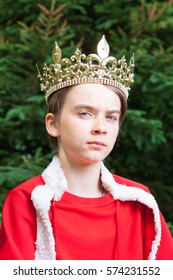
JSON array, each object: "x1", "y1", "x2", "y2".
[{"x1": 65, "y1": 84, "x2": 121, "y2": 109}]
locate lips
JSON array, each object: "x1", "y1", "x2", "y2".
[{"x1": 87, "y1": 141, "x2": 106, "y2": 147}]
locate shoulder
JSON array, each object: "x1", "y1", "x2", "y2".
[
  {"x1": 112, "y1": 174, "x2": 151, "y2": 193},
  {"x1": 6, "y1": 175, "x2": 45, "y2": 199},
  {"x1": 2, "y1": 175, "x2": 45, "y2": 218}
]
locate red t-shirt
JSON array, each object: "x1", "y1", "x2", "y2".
[
  {"x1": 49, "y1": 191, "x2": 156, "y2": 260},
  {"x1": 50, "y1": 192, "x2": 117, "y2": 260}
]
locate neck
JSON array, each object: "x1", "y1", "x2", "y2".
[{"x1": 58, "y1": 154, "x2": 104, "y2": 198}]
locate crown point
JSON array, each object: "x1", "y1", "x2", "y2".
[
  {"x1": 52, "y1": 41, "x2": 62, "y2": 64},
  {"x1": 130, "y1": 53, "x2": 135, "y2": 73},
  {"x1": 36, "y1": 64, "x2": 41, "y2": 77},
  {"x1": 97, "y1": 35, "x2": 110, "y2": 60}
]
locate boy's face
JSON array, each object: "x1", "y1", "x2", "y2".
[{"x1": 46, "y1": 84, "x2": 121, "y2": 166}]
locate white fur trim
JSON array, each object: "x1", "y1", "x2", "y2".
[
  {"x1": 101, "y1": 162, "x2": 161, "y2": 260},
  {"x1": 31, "y1": 156, "x2": 161, "y2": 260},
  {"x1": 31, "y1": 156, "x2": 68, "y2": 259}
]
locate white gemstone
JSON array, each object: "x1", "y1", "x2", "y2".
[
  {"x1": 54, "y1": 64, "x2": 59, "y2": 73},
  {"x1": 97, "y1": 35, "x2": 110, "y2": 59}
]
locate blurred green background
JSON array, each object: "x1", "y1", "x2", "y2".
[{"x1": 0, "y1": 0, "x2": 173, "y2": 234}]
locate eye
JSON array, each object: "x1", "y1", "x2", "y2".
[
  {"x1": 80, "y1": 112, "x2": 89, "y2": 116},
  {"x1": 106, "y1": 115, "x2": 118, "y2": 121},
  {"x1": 78, "y1": 111, "x2": 92, "y2": 118}
]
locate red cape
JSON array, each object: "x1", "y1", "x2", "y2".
[{"x1": 0, "y1": 174, "x2": 173, "y2": 260}]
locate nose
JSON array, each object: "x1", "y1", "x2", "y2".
[{"x1": 91, "y1": 117, "x2": 107, "y2": 135}]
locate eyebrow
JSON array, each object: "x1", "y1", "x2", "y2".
[{"x1": 73, "y1": 104, "x2": 121, "y2": 114}]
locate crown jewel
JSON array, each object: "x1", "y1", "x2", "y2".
[{"x1": 37, "y1": 35, "x2": 135, "y2": 101}]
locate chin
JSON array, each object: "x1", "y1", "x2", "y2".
[
  {"x1": 89, "y1": 150, "x2": 111, "y2": 161},
  {"x1": 84, "y1": 154, "x2": 107, "y2": 164}
]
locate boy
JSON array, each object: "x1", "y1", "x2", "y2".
[{"x1": 0, "y1": 36, "x2": 173, "y2": 260}]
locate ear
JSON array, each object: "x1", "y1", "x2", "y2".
[{"x1": 45, "y1": 113, "x2": 60, "y2": 137}]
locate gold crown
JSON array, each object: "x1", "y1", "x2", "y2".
[{"x1": 37, "y1": 35, "x2": 135, "y2": 102}]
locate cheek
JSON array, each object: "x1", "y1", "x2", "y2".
[
  {"x1": 64, "y1": 118, "x2": 89, "y2": 134},
  {"x1": 110, "y1": 123, "x2": 119, "y2": 137},
  {"x1": 109, "y1": 128, "x2": 119, "y2": 147},
  {"x1": 60, "y1": 121, "x2": 87, "y2": 142}
]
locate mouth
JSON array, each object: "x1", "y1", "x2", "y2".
[{"x1": 87, "y1": 141, "x2": 106, "y2": 147}]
